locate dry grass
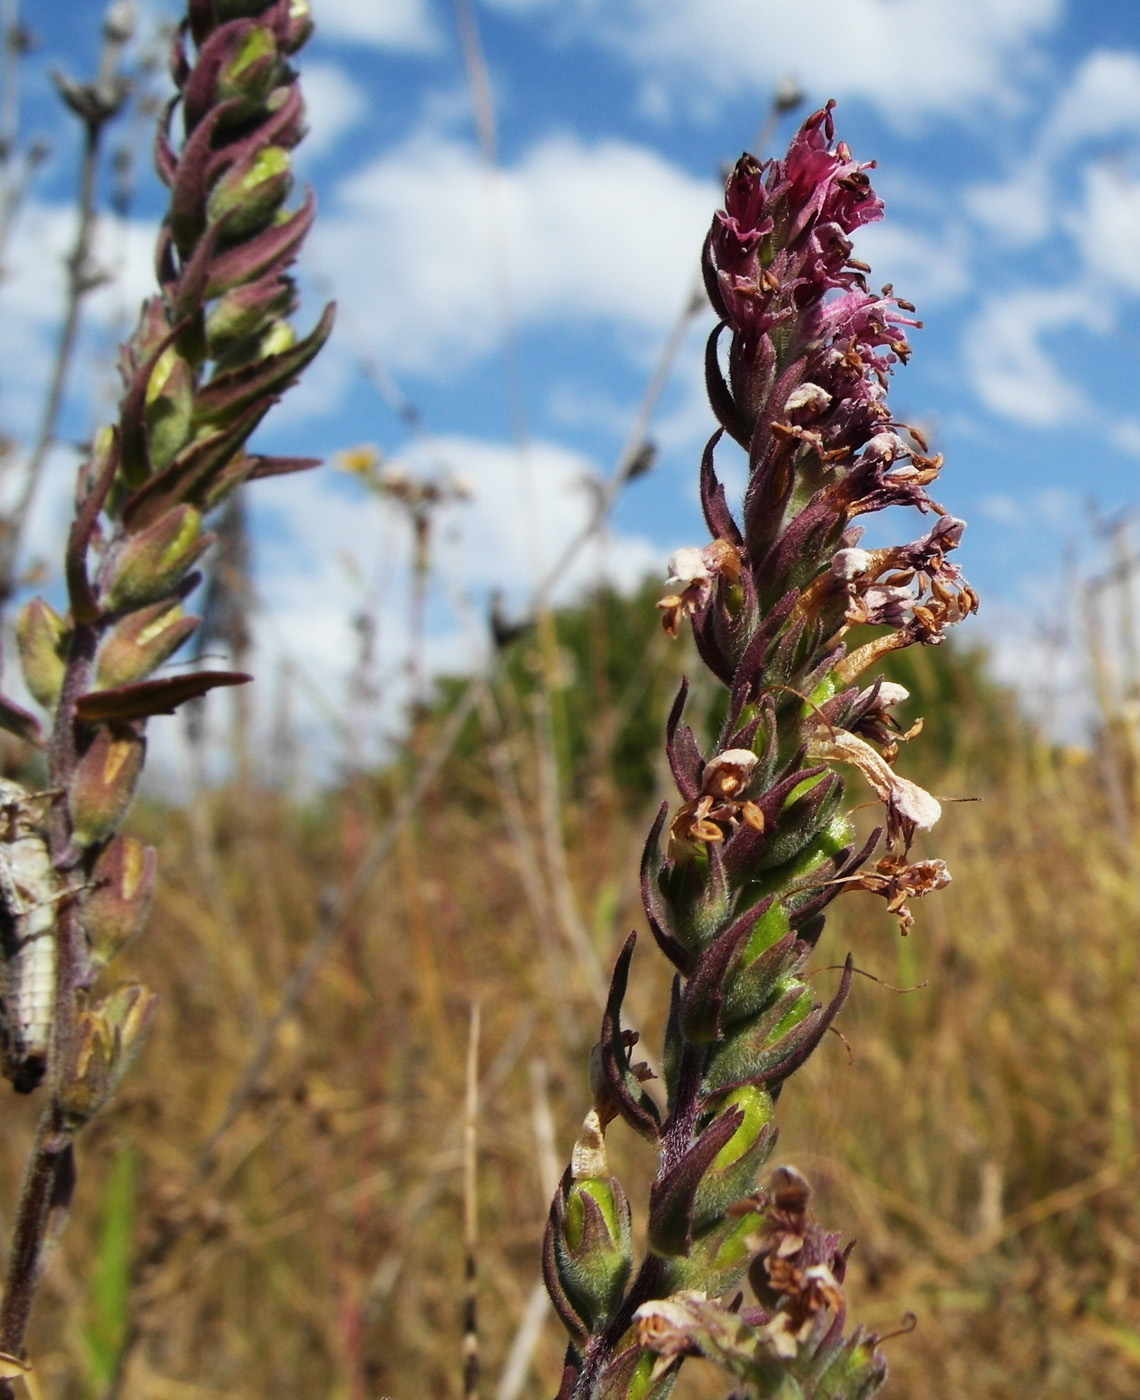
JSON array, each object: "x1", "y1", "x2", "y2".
[{"x1": 4, "y1": 618, "x2": 1139, "y2": 1400}]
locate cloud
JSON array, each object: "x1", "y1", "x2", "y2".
[
  {"x1": 1046, "y1": 49, "x2": 1140, "y2": 149},
  {"x1": 313, "y1": 0, "x2": 440, "y2": 51},
  {"x1": 242, "y1": 432, "x2": 664, "y2": 765},
  {"x1": 852, "y1": 220, "x2": 971, "y2": 307},
  {"x1": 965, "y1": 49, "x2": 1140, "y2": 252},
  {"x1": 295, "y1": 61, "x2": 369, "y2": 161},
  {"x1": 1069, "y1": 162, "x2": 1140, "y2": 296},
  {"x1": 482, "y1": 0, "x2": 1062, "y2": 123},
  {"x1": 966, "y1": 165, "x2": 1052, "y2": 249},
  {"x1": 963, "y1": 287, "x2": 1101, "y2": 427},
  {"x1": 310, "y1": 131, "x2": 718, "y2": 378}
]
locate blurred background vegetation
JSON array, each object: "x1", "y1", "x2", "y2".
[
  {"x1": 4, "y1": 5, "x2": 1140, "y2": 1398},
  {"x1": 0, "y1": 574, "x2": 1136, "y2": 1400}
]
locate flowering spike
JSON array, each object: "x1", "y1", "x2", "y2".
[{"x1": 547, "y1": 104, "x2": 975, "y2": 1400}]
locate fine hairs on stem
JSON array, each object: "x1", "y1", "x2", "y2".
[
  {"x1": 0, "y1": 0, "x2": 330, "y2": 1382},
  {"x1": 543, "y1": 103, "x2": 976, "y2": 1400}
]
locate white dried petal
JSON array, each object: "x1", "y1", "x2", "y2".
[
  {"x1": 863, "y1": 431, "x2": 909, "y2": 462},
  {"x1": 809, "y1": 730, "x2": 941, "y2": 830},
  {"x1": 666, "y1": 546, "x2": 710, "y2": 587},
  {"x1": 891, "y1": 774, "x2": 942, "y2": 830},
  {"x1": 784, "y1": 382, "x2": 832, "y2": 416},
  {"x1": 831, "y1": 547, "x2": 873, "y2": 579},
  {"x1": 874, "y1": 681, "x2": 910, "y2": 707}
]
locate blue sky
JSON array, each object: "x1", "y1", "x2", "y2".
[{"x1": 8, "y1": 0, "x2": 1140, "y2": 752}]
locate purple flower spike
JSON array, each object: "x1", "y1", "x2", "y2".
[{"x1": 548, "y1": 105, "x2": 977, "y2": 1400}]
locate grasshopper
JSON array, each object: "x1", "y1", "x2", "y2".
[{"x1": 0, "y1": 781, "x2": 59, "y2": 1093}]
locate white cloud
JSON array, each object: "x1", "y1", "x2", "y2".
[
  {"x1": 296, "y1": 61, "x2": 368, "y2": 161},
  {"x1": 311, "y1": 131, "x2": 718, "y2": 377},
  {"x1": 963, "y1": 287, "x2": 1100, "y2": 427},
  {"x1": 965, "y1": 49, "x2": 1140, "y2": 253},
  {"x1": 482, "y1": 0, "x2": 1062, "y2": 123},
  {"x1": 1069, "y1": 163, "x2": 1140, "y2": 295},
  {"x1": 852, "y1": 220, "x2": 971, "y2": 307},
  {"x1": 1109, "y1": 417, "x2": 1140, "y2": 456},
  {"x1": 1046, "y1": 49, "x2": 1140, "y2": 149},
  {"x1": 242, "y1": 432, "x2": 663, "y2": 765},
  {"x1": 966, "y1": 165, "x2": 1052, "y2": 248},
  {"x1": 314, "y1": 0, "x2": 440, "y2": 51}
]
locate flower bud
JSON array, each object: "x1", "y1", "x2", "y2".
[
  {"x1": 69, "y1": 724, "x2": 145, "y2": 848},
  {"x1": 551, "y1": 1177, "x2": 633, "y2": 1332},
  {"x1": 56, "y1": 983, "x2": 157, "y2": 1128},
  {"x1": 691, "y1": 1086, "x2": 775, "y2": 1231},
  {"x1": 84, "y1": 836, "x2": 157, "y2": 972},
  {"x1": 257, "y1": 319, "x2": 296, "y2": 358},
  {"x1": 96, "y1": 599, "x2": 199, "y2": 689},
  {"x1": 216, "y1": 25, "x2": 280, "y2": 115},
  {"x1": 205, "y1": 274, "x2": 296, "y2": 359},
  {"x1": 145, "y1": 346, "x2": 195, "y2": 471},
  {"x1": 104, "y1": 505, "x2": 208, "y2": 611},
  {"x1": 207, "y1": 147, "x2": 293, "y2": 243},
  {"x1": 282, "y1": 0, "x2": 314, "y2": 52},
  {"x1": 17, "y1": 598, "x2": 69, "y2": 710}
]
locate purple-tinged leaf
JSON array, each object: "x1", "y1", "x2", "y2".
[
  {"x1": 699, "y1": 430, "x2": 742, "y2": 546},
  {"x1": 154, "y1": 97, "x2": 179, "y2": 187},
  {"x1": 665, "y1": 678, "x2": 702, "y2": 802},
  {"x1": 246, "y1": 453, "x2": 322, "y2": 481},
  {"x1": 542, "y1": 1171, "x2": 590, "y2": 1345},
  {"x1": 705, "y1": 324, "x2": 750, "y2": 447},
  {"x1": 204, "y1": 83, "x2": 305, "y2": 190},
  {"x1": 727, "y1": 588, "x2": 798, "y2": 715},
  {"x1": 76, "y1": 671, "x2": 250, "y2": 723},
  {"x1": 647, "y1": 1104, "x2": 744, "y2": 1255},
  {"x1": 701, "y1": 226, "x2": 728, "y2": 320},
  {"x1": 67, "y1": 429, "x2": 121, "y2": 621},
  {"x1": 760, "y1": 955, "x2": 853, "y2": 1092},
  {"x1": 0, "y1": 693, "x2": 43, "y2": 746},
  {"x1": 678, "y1": 915, "x2": 755, "y2": 1044},
  {"x1": 122, "y1": 401, "x2": 266, "y2": 531},
  {"x1": 640, "y1": 803, "x2": 692, "y2": 974},
  {"x1": 170, "y1": 104, "x2": 231, "y2": 256},
  {"x1": 204, "y1": 187, "x2": 316, "y2": 296},
  {"x1": 118, "y1": 320, "x2": 188, "y2": 490},
  {"x1": 182, "y1": 18, "x2": 259, "y2": 135},
  {"x1": 191, "y1": 301, "x2": 335, "y2": 425},
  {"x1": 598, "y1": 934, "x2": 661, "y2": 1143}
]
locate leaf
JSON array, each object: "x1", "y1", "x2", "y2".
[
  {"x1": 81, "y1": 1146, "x2": 137, "y2": 1389},
  {"x1": 76, "y1": 672, "x2": 250, "y2": 723},
  {"x1": 0, "y1": 692, "x2": 43, "y2": 746}
]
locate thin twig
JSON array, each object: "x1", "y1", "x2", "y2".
[
  {"x1": 493, "y1": 1059, "x2": 560, "y2": 1400},
  {"x1": 0, "y1": 8, "x2": 132, "y2": 608},
  {"x1": 463, "y1": 1002, "x2": 481, "y2": 1400}
]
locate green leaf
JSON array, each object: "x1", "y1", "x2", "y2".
[{"x1": 81, "y1": 1146, "x2": 137, "y2": 1391}]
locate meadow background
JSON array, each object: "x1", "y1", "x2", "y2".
[{"x1": 2, "y1": 0, "x2": 1140, "y2": 1396}]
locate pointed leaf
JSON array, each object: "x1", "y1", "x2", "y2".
[
  {"x1": 699, "y1": 429, "x2": 742, "y2": 545},
  {"x1": 191, "y1": 302, "x2": 335, "y2": 425},
  {"x1": 0, "y1": 693, "x2": 43, "y2": 746},
  {"x1": 76, "y1": 671, "x2": 251, "y2": 723},
  {"x1": 204, "y1": 188, "x2": 316, "y2": 296},
  {"x1": 640, "y1": 803, "x2": 692, "y2": 973},
  {"x1": 647, "y1": 1104, "x2": 744, "y2": 1255},
  {"x1": 598, "y1": 934, "x2": 661, "y2": 1142}
]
